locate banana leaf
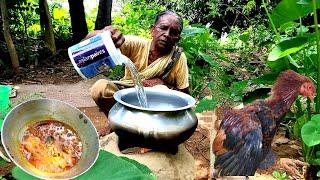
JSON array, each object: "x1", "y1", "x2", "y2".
[{"x1": 11, "y1": 150, "x2": 156, "y2": 180}]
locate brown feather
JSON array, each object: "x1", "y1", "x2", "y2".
[
  {"x1": 212, "y1": 129, "x2": 228, "y2": 155},
  {"x1": 215, "y1": 107, "x2": 228, "y2": 130}
]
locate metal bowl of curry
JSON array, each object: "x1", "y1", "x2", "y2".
[{"x1": 1, "y1": 98, "x2": 100, "y2": 179}]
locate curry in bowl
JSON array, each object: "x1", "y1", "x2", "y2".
[
  {"x1": 2, "y1": 98, "x2": 99, "y2": 179},
  {"x1": 20, "y1": 120, "x2": 83, "y2": 173}
]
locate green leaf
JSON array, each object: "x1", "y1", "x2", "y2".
[
  {"x1": 207, "y1": 81, "x2": 216, "y2": 90},
  {"x1": 270, "y1": 0, "x2": 320, "y2": 27},
  {"x1": 311, "y1": 114, "x2": 320, "y2": 121},
  {"x1": 227, "y1": 80, "x2": 249, "y2": 101},
  {"x1": 77, "y1": 151, "x2": 155, "y2": 180},
  {"x1": 11, "y1": 167, "x2": 40, "y2": 180},
  {"x1": 301, "y1": 114, "x2": 320, "y2": 146},
  {"x1": 0, "y1": 119, "x2": 3, "y2": 132},
  {"x1": 252, "y1": 73, "x2": 278, "y2": 85},
  {"x1": 239, "y1": 31, "x2": 250, "y2": 42},
  {"x1": 267, "y1": 58, "x2": 289, "y2": 72},
  {"x1": 53, "y1": 8, "x2": 68, "y2": 20},
  {"x1": 106, "y1": 65, "x2": 125, "y2": 80},
  {"x1": 0, "y1": 158, "x2": 7, "y2": 167},
  {"x1": 12, "y1": 150, "x2": 155, "y2": 180},
  {"x1": 294, "y1": 115, "x2": 307, "y2": 137},
  {"x1": 120, "y1": 157, "x2": 155, "y2": 176},
  {"x1": 272, "y1": 170, "x2": 281, "y2": 178},
  {"x1": 297, "y1": 0, "x2": 311, "y2": 5},
  {"x1": 268, "y1": 37, "x2": 309, "y2": 61},
  {"x1": 287, "y1": 56, "x2": 302, "y2": 69},
  {"x1": 301, "y1": 53, "x2": 317, "y2": 71},
  {"x1": 279, "y1": 22, "x2": 300, "y2": 33},
  {"x1": 317, "y1": 170, "x2": 320, "y2": 177},
  {"x1": 310, "y1": 158, "x2": 320, "y2": 165},
  {"x1": 198, "y1": 51, "x2": 219, "y2": 68},
  {"x1": 181, "y1": 27, "x2": 206, "y2": 37},
  {"x1": 195, "y1": 98, "x2": 217, "y2": 113},
  {"x1": 316, "y1": 151, "x2": 320, "y2": 158}
]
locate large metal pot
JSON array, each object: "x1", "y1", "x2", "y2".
[
  {"x1": 1, "y1": 98, "x2": 99, "y2": 179},
  {"x1": 108, "y1": 87, "x2": 198, "y2": 150}
]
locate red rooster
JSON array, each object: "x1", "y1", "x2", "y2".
[{"x1": 212, "y1": 70, "x2": 316, "y2": 176}]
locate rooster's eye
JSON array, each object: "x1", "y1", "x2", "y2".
[{"x1": 303, "y1": 85, "x2": 307, "y2": 89}]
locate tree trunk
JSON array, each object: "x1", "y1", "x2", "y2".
[
  {"x1": 68, "y1": 0, "x2": 88, "y2": 43},
  {"x1": 95, "y1": 0, "x2": 112, "y2": 30},
  {"x1": 0, "y1": 0, "x2": 19, "y2": 73},
  {"x1": 39, "y1": 0, "x2": 56, "y2": 55},
  {"x1": 0, "y1": 7, "x2": 3, "y2": 38}
]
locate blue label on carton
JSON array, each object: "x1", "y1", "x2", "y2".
[{"x1": 68, "y1": 32, "x2": 118, "y2": 79}]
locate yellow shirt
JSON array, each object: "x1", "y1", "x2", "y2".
[{"x1": 118, "y1": 35, "x2": 189, "y2": 89}]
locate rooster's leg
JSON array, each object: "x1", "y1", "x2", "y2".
[
  {"x1": 258, "y1": 149, "x2": 277, "y2": 169},
  {"x1": 275, "y1": 158, "x2": 308, "y2": 177},
  {"x1": 258, "y1": 150, "x2": 308, "y2": 177}
]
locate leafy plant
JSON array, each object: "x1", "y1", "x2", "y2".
[
  {"x1": 302, "y1": 114, "x2": 320, "y2": 147},
  {"x1": 263, "y1": 0, "x2": 319, "y2": 82},
  {"x1": 262, "y1": 0, "x2": 320, "y2": 175},
  {"x1": 50, "y1": 3, "x2": 72, "y2": 41},
  {"x1": 185, "y1": 22, "x2": 274, "y2": 112},
  {"x1": 179, "y1": 25, "x2": 234, "y2": 111},
  {"x1": 113, "y1": 0, "x2": 164, "y2": 38},
  {"x1": 272, "y1": 170, "x2": 288, "y2": 180},
  {"x1": 0, "y1": 157, "x2": 7, "y2": 166},
  {"x1": 155, "y1": 0, "x2": 271, "y2": 34},
  {"x1": 301, "y1": 114, "x2": 320, "y2": 175},
  {"x1": 195, "y1": 97, "x2": 217, "y2": 113},
  {"x1": 8, "y1": 0, "x2": 40, "y2": 64}
]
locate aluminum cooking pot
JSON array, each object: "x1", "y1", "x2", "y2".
[
  {"x1": 108, "y1": 87, "x2": 198, "y2": 149},
  {"x1": 1, "y1": 98, "x2": 99, "y2": 179}
]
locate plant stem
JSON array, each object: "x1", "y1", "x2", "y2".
[
  {"x1": 300, "y1": 18, "x2": 307, "y2": 62},
  {"x1": 308, "y1": 146, "x2": 315, "y2": 163},
  {"x1": 261, "y1": 0, "x2": 280, "y2": 42},
  {"x1": 313, "y1": 0, "x2": 320, "y2": 113},
  {"x1": 307, "y1": 98, "x2": 311, "y2": 121}
]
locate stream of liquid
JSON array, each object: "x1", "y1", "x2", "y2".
[{"x1": 122, "y1": 56, "x2": 149, "y2": 108}]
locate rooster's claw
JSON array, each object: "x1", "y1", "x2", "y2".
[{"x1": 276, "y1": 158, "x2": 308, "y2": 178}]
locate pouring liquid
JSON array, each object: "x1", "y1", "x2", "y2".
[
  {"x1": 120, "y1": 56, "x2": 149, "y2": 108},
  {"x1": 68, "y1": 31, "x2": 149, "y2": 108}
]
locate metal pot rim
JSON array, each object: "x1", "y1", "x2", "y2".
[{"x1": 113, "y1": 87, "x2": 196, "y2": 111}]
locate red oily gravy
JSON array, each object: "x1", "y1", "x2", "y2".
[{"x1": 20, "y1": 120, "x2": 83, "y2": 173}]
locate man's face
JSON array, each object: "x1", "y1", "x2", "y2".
[{"x1": 151, "y1": 14, "x2": 181, "y2": 51}]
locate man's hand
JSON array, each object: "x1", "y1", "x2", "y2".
[
  {"x1": 84, "y1": 26, "x2": 125, "y2": 48},
  {"x1": 142, "y1": 78, "x2": 165, "y2": 87}
]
